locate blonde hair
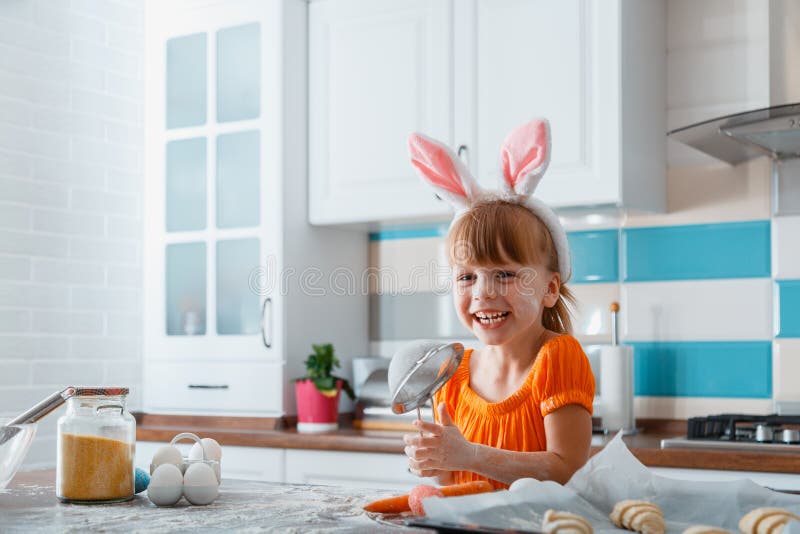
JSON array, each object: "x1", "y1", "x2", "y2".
[{"x1": 445, "y1": 199, "x2": 575, "y2": 334}]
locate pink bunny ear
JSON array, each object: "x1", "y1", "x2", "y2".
[
  {"x1": 499, "y1": 119, "x2": 551, "y2": 197},
  {"x1": 408, "y1": 133, "x2": 480, "y2": 210}
]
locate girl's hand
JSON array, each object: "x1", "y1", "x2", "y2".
[{"x1": 403, "y1": 403, "x2": 479, "y2": 476}]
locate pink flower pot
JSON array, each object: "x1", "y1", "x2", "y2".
[{"x1": 294, "y1": 379, "x2": 341, "y2": 433}]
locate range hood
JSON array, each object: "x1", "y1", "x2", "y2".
[
  {"x1": 668, "y1": 103, "x2": 800, "y2": 165},
  {"x1": 666, "y1": 0, "x2": 800, "y2": 215},
  {"x1": 668, "y1": 103, "x2": 800, "y2": 216}
]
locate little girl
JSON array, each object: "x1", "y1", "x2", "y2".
[{"x1": 403, "y1": 119, "x2": 595, "y2": 490}]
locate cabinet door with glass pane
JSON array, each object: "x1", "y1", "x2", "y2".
[{"x1": 144, "y1": 0, "x2": 282, "y2": 364}]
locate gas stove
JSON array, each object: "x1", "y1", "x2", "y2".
[{"x1": 661, "y1": 414, "x2": 800, "y2": 453}]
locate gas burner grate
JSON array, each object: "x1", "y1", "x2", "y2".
[{"x1": 688, "y1": 414, "x2": 800, "y2": 441}]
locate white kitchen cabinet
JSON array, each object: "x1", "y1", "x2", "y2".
[
  {"x1": 308, "y1": 0, "x2": 453, "y2": 225},
  {"x1": 285, "y1": 449, "x2": 435, "y2": 491},
  {"x1": 136, "y1": 441, "x2": 285, "y2": 482},
  {"x1": 143, "y1": 0, "x2": 367, "y2": 416},
  {"x1": 309, "y1": 0, "x2": 666, "y2": 226}
]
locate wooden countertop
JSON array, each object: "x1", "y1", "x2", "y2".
[{"x1": 135, "y1": 414, "x2": 800, "y2": 475}]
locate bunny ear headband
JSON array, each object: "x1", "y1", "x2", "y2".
[{"x1": 407, "y1": 119, "x2": 571, "y2": 281}]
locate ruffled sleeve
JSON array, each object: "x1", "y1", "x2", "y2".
[{"x1": 532, "y1": 335, "x2": 595, "y2": 417}]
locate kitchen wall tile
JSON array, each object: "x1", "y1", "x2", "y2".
[
  {"x1": 0, "y1": 71, "x2": 69, "y2": 107},
  {"x1": 0, "y1": 256, "x2": 30, "y2": 280},
  {"x1": 635, "y1": 396, "x2": 774, "y2": 420},
  {"x1": 622, "y1": 278, "x2": 771, "y2": 342},
  {"x1": 0, "y1": 282, "x2": 70, "y2": 309},
  {"x1": 567, "y1": 229, "x2": 619, "y2": 284},
  {"x1": 33, "y1": 157, "x2": 105, "y2": 189},
  {"x1": 569, "y1": 282, "x2": 619, "y2": 345},
  {"x1": 0, "y1": 360, "x2": 30, "y2": 386},
  {"x1": 773, "y1": 339, "x2": 800, "y2": 401},
  {"x1": 0, "y1": 385, "x2": 64, "y2": 415},
  {"x1": 0, "y1": 95, "x2": 33, "y2": 127},
  {"x1": 70, "y1": 336, "x2": 139, "y2": 360},
  {"x1": 0, "y1": 124, "x2": 70, "y2": 159},
  {"x1": 776, "y1": 280, "x2": 800, "y2": 338},
  {"x1": 0, "y1": 335, "x2": 69, "y2": 360},
  {"x1": 33, "y1": 107, "x2": 105, "y2": 139},
  {"x1": 369, "y1": 292, "x2": 468, "y2": 341},
  {"x1": 667, "y1": 0, "x2": 768, "y2": 49},
  {"x1": 772, "y1": 216, "x2": 800, "y2": 279},
  {"x1": 0, "y1": 148, "x2": 32, "y2": 177},
  {"x1": 0, "y1": 204, "x2": 31, "y2": 231},
  {"x1": 71, "y1": 287, "x2": 140, "y2": 312},
  {"x1": 107, "y1": 216, "x2": 141, "y2": 240},
  {"x1": 106, "y1": 265, "x2": 142, "y2": 288},
  {"x1": 623, "y1": 220, "x2": 770, "y2": 281},
  {"x1": 32, "y1": 5, "x2": 106, "y2": 43},
  {"x1": 33, "y1": 259, "x2": 104, "y2": 286},
  {"x1": 33, "y1": 209, "x2": 105, "y2": 237},
  {"x1": 31, "y1": 360, "x2": 105, "y2": 386},
  {"x1": 32, "y1": 310, "x2": 104, "y2": 335},
  {"x1": 368, "y1": 233, "x2": 447, "y2": 294},
  {"x1": 625, "y1": 161, "x2": 771, "y2": 226},
  {"x1": 631, "y1": 341, "x2": 771, "y2": 398},
  {"x1": 69, "y1": 237, "x2": 139, "y2": 264},
  {"x1": 0, "y1": 229, "x2": 69, "y2": 258},
  {"x1": 0, "y1": 175, "x2": 69, "y2": 208},
  {"x1": 0, "y1": 310, "x2": 30, "y2": 332}
]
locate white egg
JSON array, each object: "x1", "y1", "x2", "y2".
[
  {"x1": 182, "y1": 462, "x2": 219, "y2": 506},
  {"x1": 147, "y1": 464, "x2": 183, "y2": 506},
  {"x1": 509, "y1": 477, "x2": 539, "y2": 493},
  {"x1": 151, "y1": 445, "x2": 183, "y2": 469},
  {"x1": 188, "y1": 437, "x2": 222, "y2": 462}
]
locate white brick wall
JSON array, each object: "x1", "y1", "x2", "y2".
[{"x1": 0, "y1": 0, "x2": 143, "y2": 468}]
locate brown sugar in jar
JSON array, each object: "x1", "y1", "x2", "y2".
[
  {"x1": 58, "y1": 433, "x2": 134, "y2": 502},
  {"x1": 56, "y1": 387, "x2": 136, "y2": 503}
]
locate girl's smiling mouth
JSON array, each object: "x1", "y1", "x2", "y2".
[{"x1": 473, "y1": 311, "x2": 511, "y2": 328}]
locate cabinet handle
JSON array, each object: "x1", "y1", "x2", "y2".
[
  {"x1": 261, "y1": 297, "x2": 272, "y2": 348},
  {"x1": 187, "y1": 384, "x2": 229, "y2": 390},
  {"x1": 457, "y1": 144, "x2": 469, "y2": 167}
]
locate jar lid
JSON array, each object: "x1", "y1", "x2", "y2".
[{"x1": 73, "y1": 387, "x2": 129, "y2": 397}]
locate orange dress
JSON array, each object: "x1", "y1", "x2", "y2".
[{"x1": 433, "y1": 334, "x2": 595, "y2": 490}]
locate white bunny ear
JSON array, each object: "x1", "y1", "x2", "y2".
[
  {"x1": 498, "y1": 119, "x2": 551, "y2": 197},
  {"x1": 408, "y1": 132, "x2": 482, "y2": 211}
]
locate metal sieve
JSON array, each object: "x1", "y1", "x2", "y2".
[{"x1": 388, "y1": 340, "x2": 464, "y2": 429}]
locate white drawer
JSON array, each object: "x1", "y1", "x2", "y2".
[{"x1": 143, "y1": 362, "x2": 283, "y2": 416}]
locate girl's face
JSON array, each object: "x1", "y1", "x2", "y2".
[{"x1": 452, "y1": 259, "x2": 560, "y2": 346}]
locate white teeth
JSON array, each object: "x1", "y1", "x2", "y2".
[{"x1": 474, "y1": 311, "x2": 509, "y2": 324}]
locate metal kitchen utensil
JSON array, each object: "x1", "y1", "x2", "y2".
[
  {"x1": 0, "y1": 387, "x2": 76, "y2": 446},
  {"x1": 388, "y1": 340, "x2": 464, "y2": 431}
]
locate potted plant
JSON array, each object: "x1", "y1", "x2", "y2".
[{"x1": 294, "y1": 343, "x2": 355, "y2": 433}]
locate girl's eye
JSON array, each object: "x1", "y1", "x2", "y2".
[
  {"x1": 497, "y1": 271, "x2": 516, "y2": 279},
  {"x1": 457, "y1": 274, "x2": 474, "y2": 282}
]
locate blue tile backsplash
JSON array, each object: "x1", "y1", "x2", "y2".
[
  {"x1": 630, "y1": 341, "x2": 772, "y2": 398},
  {"x1": 622, "y1": 221, "x2": 771, "y2": 282},
  {"x1": 567, "y1": 230, "x2": 619, "y2": 284},
  {"x1": 776, "y1": 280, "x2": 800, "y2": 338}
]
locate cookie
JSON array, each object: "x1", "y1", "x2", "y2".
[
  {"x1": 542, "y1": 509, "x2": 593, "y2": 534},
  {"x1": 739, "y1": 507, "x2": 800, "y2": 534},
  {"x1": 609, "y1": 500, "x2": 665, "y2": 534}
]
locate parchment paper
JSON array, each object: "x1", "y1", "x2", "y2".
[{"x1": 424, "y1": 433, "x2": 800, "y2": 532}]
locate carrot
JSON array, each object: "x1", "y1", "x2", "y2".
[
  {"x1": 440, "y1": 480, "x2": 493, "y2": 497},
  {"x1": 362, "y1": 480, "x2": 494, "y2": 513}
]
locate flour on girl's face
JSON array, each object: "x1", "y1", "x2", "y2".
[{"x1": 452, "y1": 260, "x2": 558, "y2": 348}]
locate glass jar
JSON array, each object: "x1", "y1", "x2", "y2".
[{"x1": 56, "y1": 387, "x2": 136, "y2": 503}]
